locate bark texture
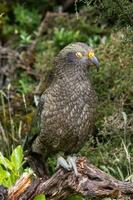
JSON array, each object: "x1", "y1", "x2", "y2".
[{"x1": 2, "y1": 157, "x2": 132, "y2": 200}]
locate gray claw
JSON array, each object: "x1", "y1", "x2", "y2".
[
  {"x1": 67, "y1": 156, "x2": 78, "y2": 176},
  {"x1": 57, "y1": 156, "x2": 71, "y2": 171},
  {"x1": 57, "y1": 155, "x2": 79, "y2": 176}
]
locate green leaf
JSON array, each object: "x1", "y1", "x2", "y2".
[
  {"x1": 10, "y1": 145, "x2": 23, "y2": 170},
  {"x1": 0, "y1": 153, "x2": 13, "y2": 171},
  {"x1": 2, "y1": 173, "x2": 13, "y2": 188},
  {"x1": 0, "y1": 165, "x2": 10, "y2": 183},
  {"x1": 34, "y1": 194, "x2": 46, "y2": 200}
]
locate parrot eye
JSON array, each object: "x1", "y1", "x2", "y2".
[
  {"x1": 75, "y1": 52, "x2": 83, "y2": 58},
  {"x1": 88, "y1": 51, "x2": 95, "y2": 59}
]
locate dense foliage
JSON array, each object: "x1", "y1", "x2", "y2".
[{"x1": 0, "y1": 0, "x2": 133, "y2": 199}]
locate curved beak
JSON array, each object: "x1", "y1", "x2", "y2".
[{"x1": 90, "y1": 56, "x2": 99, "y2": 71}]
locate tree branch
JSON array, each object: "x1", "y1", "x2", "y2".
[{"x1": 2, "y1": 157, "x2": 133, "y2": 200}]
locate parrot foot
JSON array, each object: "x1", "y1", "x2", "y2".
[{"x1": 56, "y1": 155, "x2": 79, "y2": 176}]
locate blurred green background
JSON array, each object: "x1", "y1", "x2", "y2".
[{"x1": 0, "y1": 0, "x2": 133, "y2": 199}]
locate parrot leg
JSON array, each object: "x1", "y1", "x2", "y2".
[{"x1": 56, "y1": 155, "x2": 79, "y2": 176}]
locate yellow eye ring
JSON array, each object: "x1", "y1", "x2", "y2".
[
  {"x1": 88, "y1": 51, "x2": 95, "y2": 59},
  {"x1": 75, "y1": 52, "x2": 83, "y2": 58}
]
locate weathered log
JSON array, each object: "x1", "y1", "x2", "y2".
[{"x1": 2, "y1": 157, "x2": 133, "y2": 200}]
